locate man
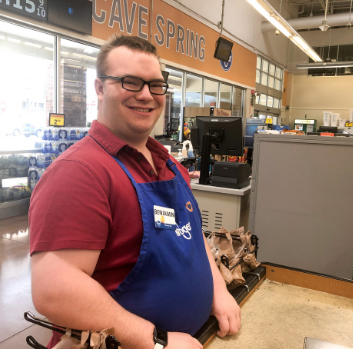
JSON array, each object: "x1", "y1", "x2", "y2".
[{"x1": 30, "y1": 35, "x2": 241, "y2": 349}]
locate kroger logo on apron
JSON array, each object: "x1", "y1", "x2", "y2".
[{"x1": 220, "y1": 50, "x2": 233, "y2": 72}]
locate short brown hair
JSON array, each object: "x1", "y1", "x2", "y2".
[{"x1": 96, "y1": 34, "x2": 158, "y2": 77}]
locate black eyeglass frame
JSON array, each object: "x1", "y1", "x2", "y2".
[{"x1": 99, "y1": 75, "x2": 169, "y2": 95}]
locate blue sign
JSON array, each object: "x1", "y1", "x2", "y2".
[{"x1": 220, "y1": 51, "x2": 233, "y2": 72}]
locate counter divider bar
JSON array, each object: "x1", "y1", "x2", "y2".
[{"x1": 195, "y1": 265, "x2": 266, "y2": 346}]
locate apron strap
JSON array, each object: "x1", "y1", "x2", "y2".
[
  {"x1": 166, "y1": 159, "x2": 182, "y2": 177},
  {"x1": 112, "y1": 156, "x2": 138, "y2": 187},
  {"x1": 112, "y1": 156, "x2": 180, "y2": 187}
]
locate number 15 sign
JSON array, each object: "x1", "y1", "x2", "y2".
[{"x1": 0, "y1": 0, "x2": 47, "y2": 22}]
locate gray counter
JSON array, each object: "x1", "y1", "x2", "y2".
[{"x1": 190, "y1": 179, "x2": 251, "y2": 232}]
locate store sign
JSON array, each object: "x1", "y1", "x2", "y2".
[
  {"x1": 220, "y1": 50, "x2": 232, "y2": 72},
  {"x1": 154, "y1": 15, "x2": 206, "y2": 62},
  {"x1": 0, "y1": 0, "x2": 47, "y2": 21},
  {"x1": 92, "y1": 0, "x2": 257, "y2": 88},
  {"x1": 49, "y1": 113, "x2": 65, "y2": 127},
  {"x1": 92, "y1": 0, "x2": 206, "y2": 63},
  {"x1": 294, "y1": 119, "x2": 315, "y2": 124}
]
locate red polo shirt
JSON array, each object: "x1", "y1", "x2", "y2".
[{"x1": 29, "y1": 120, "x2": 190, "y2": 292}]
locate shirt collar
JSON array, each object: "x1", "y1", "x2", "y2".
[{"x1": 88, "y1": 120, "x2": 170, "y2": 161}]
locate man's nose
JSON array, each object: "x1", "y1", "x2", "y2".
[{"x1": 135, "y1": 84, "x2": 154, "y2": 101}]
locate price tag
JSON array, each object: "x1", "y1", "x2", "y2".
[
  {"x1": 49, "y1": 113, "x2": 65, "y2": 127},
  {"x1": 345, "y1": 122, "x2": 353, "y2": 127},
  {"x1": 265, "y1": 118, "x2": 273, "y2": 124}
]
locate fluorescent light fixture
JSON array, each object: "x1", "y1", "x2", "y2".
[
  {"x1": 0, "y1": 35, "x2": 5, "y2": 40},
  {"x1": 297, "y1": 61, "x2": 353, "y2": 69},
  {"x1": 246, "y1": 0, "x2": 322, "y2": 62},
  {"x1": 72, "y1": 53, "x2": 96, "y2": 60},
  {"x1": 268, "y1": 16, "x2": 291, "y2": 38},
  {"x1": 24, "y1": 42, "x2": 41, "y2": 48},
  {"x1": 65, "y1": 58, "x2": 80, "y2": 63},
  {"x1": 168, "y1": 76, "x2": 182, "y2": 81},
  {"x1": 61, "y1": 51, "x2": 70, "y2": 54},
  {"x1": 7, "y1": 38, "x2": 21, "y2": 43},
  {"x1": 44, "y1": 47, "x2": 54, "y2": 51},
  {"x1": 291, "y1": 36, "x2": 310, "y2": 52}
]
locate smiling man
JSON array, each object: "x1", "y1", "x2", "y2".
[{"x1": 29, "y1": 35, "x2": 241, "y2": 349}]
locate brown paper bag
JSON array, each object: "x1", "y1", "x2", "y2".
[
  {"x1": 243, "y1": 253, "x2": 260, "y2": 271},
  {"x1": 219, "y1": 263, "x2": 233, "y2": 285},
  {"x1": 231, "y1": 264, "x2": 246, "y2": 287}
]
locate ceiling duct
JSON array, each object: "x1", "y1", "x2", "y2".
[
  {"x1": 261, "y1": 12, "x2": 352, "y2": 32},
  {"x1": 297, "y1": 61, "x2": 353, "y2": 69}
]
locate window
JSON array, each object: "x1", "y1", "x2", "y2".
[
  {"x1": 185, "y1": 73, "x2": 202, "y2": 107},
  {"x1": 0, "y1": 20, "x2": 55, "y2": 152},
  {"x1": 0, "y1": 20, "x2": 102, "y2": 205},
  {"x1": 259, "y1": 94, "x2": 267, "y2": 106},
  {"x1": 232, "y1": 87, "x2": 243, "y2": 117},
  {"x1": 267, "y1": 96, "x2": 273, "y2": 108},
  {"x1": 204, "y1": 79, "x2": 218, "y2": 107},
  {"x1": 60, "y1": 39, "x2": 99, "y2": 126},
  {"x1": 220, "y1": 83, "x2": 232, "y2": 110},
  {"x1": 257, "y1": 56, "x2": 283, "y2": 91},
  {"x1": 256, "y1": 70, "x2": 260, "y2": 84},
  {"x1": 261, "y1": 72, "x2": 268, "y2": 86},
  {"x1": 163, "y1": 68, "x2": 183, "y2": 139},
  {"x1": 262, "y1": 59, "x2": 269, "y2": 73},
  {"x1": 273, "y1": 98, "x2": 280, "y2": 109}
]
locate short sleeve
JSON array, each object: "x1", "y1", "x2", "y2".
[{"x1": 29, "y1": 159, "x2": 112, "y2": 255}]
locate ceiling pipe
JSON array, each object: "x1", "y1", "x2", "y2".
[{"x1": 261, "y1": 12, "x2": 353, "y2": 31}]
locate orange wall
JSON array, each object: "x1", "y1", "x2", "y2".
[{"x1": 92, "y1": 0, "x2": 256, "y2": 87}]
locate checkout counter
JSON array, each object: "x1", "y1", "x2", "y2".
[{"x1": 190, "y1": 178, "x2": 251, "y2": 232}]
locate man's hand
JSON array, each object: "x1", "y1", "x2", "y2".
[
  {"x1": 211, "y1": 286, "x2": 241, "y2": 337},
  {"x1": 166, "y1": 332, "x2": 203, "y2": 349},
  {"x1": 203, "y1": 234, "x2": 242, "y2": 338}
]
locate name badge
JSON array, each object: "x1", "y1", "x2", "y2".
[{"x1": 154, "y1": 205, "x2": 177, "y2": 230}]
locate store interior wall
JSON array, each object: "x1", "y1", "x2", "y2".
[
  {"x1": 289, "y1": 75, "x2": 353, "y2": 127},
  {"x1": 285, "y1": 28, "x2": 353, "y2": 128}
]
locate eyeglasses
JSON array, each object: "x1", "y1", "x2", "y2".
[{"x1": 99, "y1": 75, "x2": 169, "y2": 95}]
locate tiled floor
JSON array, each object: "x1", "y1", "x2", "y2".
[
  {"x1": 208, "y1": 280, "x2": 353, "y2": 349},
  {"x1": 0, "y1": 215, "x2": 52, "y2": 349}
]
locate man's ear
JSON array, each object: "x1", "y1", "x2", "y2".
[{"x1": 94, "y1": 78, "x2": 104, "y2": 102}]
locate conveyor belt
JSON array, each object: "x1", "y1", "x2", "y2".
[{"x1": 194, "y1": 265, "x2": 266, "y2": 345}]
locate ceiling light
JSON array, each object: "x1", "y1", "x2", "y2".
[
  {"x1": 72, "y1": 53, "x2": 96, "y2": 60},
  {"x1": 268, "y1": 15, "x2": 291, "y2": 37},
  {"x1": 297, "y1": 61, "x2": 353, "y2": 69},
  {"x1": 24, "y1": 42, "x2": 41, "y2": 48},
  {"x1": 44, "y1": 47, "x2": 54, "y2": 51},
  {"x1": 61, "y1": 51, "x2": 70, "y2": 54},
  {"x1": 168, "y1": 76, "x2": 182, "y2": 81},
  {"x1": 65, "y1": 58, "x2": 80, "y2": 63},
  {"x1": 7, "y1": 38, "x2": 21, "y2": 43},
  {"x1": 246, "y1": 0, "x2": 322, "y2": 62},
  {"x1": 319, "y1": 19, "x2": 330, "y2": 32},
  {"x1": 0, "y1": 35, "x2": 5, "y2": 40}
]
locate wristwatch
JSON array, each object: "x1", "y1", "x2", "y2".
[{"x1": 153, "y1": 326, "x2": 168, "y2": 349}]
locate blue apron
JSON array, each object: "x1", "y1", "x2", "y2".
[{"x1": 109, "y1": 157, "x2": 214, "y2": 335}]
